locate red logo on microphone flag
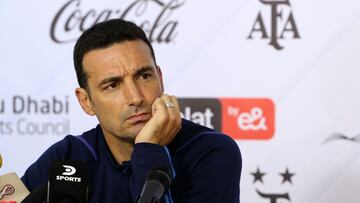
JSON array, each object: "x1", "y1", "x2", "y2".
[
  {"x1": 219, "y1": 98, "x2": 275, "y2": 139},
  {"x1": 0, "y1": 184, "x2": 15, "y2": 200}
]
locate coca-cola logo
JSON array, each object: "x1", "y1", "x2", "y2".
[{"x1": 50, "y1": 0, "x2": 186, "y2": 44}]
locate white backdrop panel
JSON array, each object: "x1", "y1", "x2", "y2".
[{"x1": 1, "y1": 0, "x2": 360, "y2": 202}]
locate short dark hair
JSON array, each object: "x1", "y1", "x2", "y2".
[{"x1": 73, "y1": 19, "x2": 156, "y2": 89}]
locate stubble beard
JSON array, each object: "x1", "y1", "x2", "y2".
[{"x1": 117, "y1": 106, "x2": 152, "y2": 143}]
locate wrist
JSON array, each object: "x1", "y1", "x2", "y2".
[{"x1": 135, "y1": 136, "x2": 162, "y2": 146}]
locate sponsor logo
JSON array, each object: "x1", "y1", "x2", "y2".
[
  {"x1": 247, "y1": 0, "x2": 301, "y2": 50},
  {"x1": 0, "y1": 95, "x2": 70, "y2": 136},
  {"x1": 55, "y1": 165, "x2": 81, "y2": 182},
  {"x1": 221, "y1": 98, "x2": 275, "y2": 139},
  {"x1": 56, "y1": 176, "x2": 82, "y2": 182},
  {"x1": 179, "y1": 98, "x2": 221, "y2": 130},
  {"x1": 50, "y1": 0, "x2": 186, "y2": 44},
  {"x1": 178, "y1": 98, "x2": 275, "y2": 140},
  {"x1": 0, "y1": 184, "x2": 15, "y2": 200},
  {"x1": 322, "y1": 132, "x2": 360, "y2": 144},
  {"x1": 250, "y1": 167, "x2": 295, "y2": 203},
  {"x1": 62, "y1": 165, "x2": 76, "y2": 176}
]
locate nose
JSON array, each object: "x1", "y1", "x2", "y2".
[{"x1": 124, "y1": 80, "x2": 144, "y2": 107}]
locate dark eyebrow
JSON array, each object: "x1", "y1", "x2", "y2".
[
  {"x1": 134, "y1": 66, "x2": 155, "y2": 78},
  {"x1": 98, "y1": 76, "x2": 122, "y2": 88},
  {"x1": 97, "y1": 66, "x2": 155, "y2": 88}
]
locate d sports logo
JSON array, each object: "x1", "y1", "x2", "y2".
[
  {"x1": 62, "y1": 165, "x2": 76, "y2": 176},
  {"x1": 56, "y1": 165, "x2": 81, "y2": 182},
  {"x1": 178, "y1": 98, "x2": 275, "y2": 140}
]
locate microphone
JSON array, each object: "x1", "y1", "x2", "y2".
[
  {"x1": 47, "y1": 160, "x2": 89, "y2": 203},
  {"x1": 0, "y1": 173, "x2": 29, "y2": 202},
  {"x1": 21, "y1": 160, "x2": 89, "y2": 203},
  {"x1": 21, "y1": 183, "x2": 47, "y2": 203},
  {"x1": 137, "y1": 167, "x2": 172, "y2": 203},
  {"x1": 21, "y1": 185, "x2": 76, "y2": 203}
]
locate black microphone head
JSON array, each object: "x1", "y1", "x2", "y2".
[
  {"x1": 146, "y1": 166, "x2": 172, "y2": 190},
  {"x1": 21, "y1": 183, "x2": 47, "y2": 203},
  {"x1": 48, "y1": 160, "x2": 88, "y2": 203},
  {"x1": 137, "y1": 167, "x2": 172, "y2": 203},
  {"x1": 58, "y1": 198, "x2": 77, "y2": 203}
]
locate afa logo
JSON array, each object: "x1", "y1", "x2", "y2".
[
  {"x1": 251, "y1": 166, "x2": 296, "y2": 203},
  {"x1": 247, "y1": 0, "x2": 301, "y2": 50}
]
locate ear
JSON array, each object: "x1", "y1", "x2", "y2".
[
  {"x1": 75, "y1": 88, "x2": 96, "y2": 116},
  {"x1": 156, "y1": 65, "x2": 164, "y2": 93}
]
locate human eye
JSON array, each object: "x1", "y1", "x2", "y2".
[
  {"x1": 139, "y1": 72, "x2": 153, "y2": 80},
  {"x1": 105, "y1": 81, "x2": 119, "y2": 90}
]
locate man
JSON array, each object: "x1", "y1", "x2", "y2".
[{"x1": 21, "y1": 19, "x2": 242, "y2": 202}]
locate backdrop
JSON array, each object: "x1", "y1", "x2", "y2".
[{"x1": 1, "y1": 0, "x2": 360, "y2": 202}]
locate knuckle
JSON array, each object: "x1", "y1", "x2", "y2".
[
  {"x1": 168, "y1": 114, "x2": 175, "y2": 121},
  {"x1": 158, "y1": 113, "x2": 167, "y2": 122}
]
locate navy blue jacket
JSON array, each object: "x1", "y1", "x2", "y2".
[{"x1": 22, "y1": 119, "x2": 242, "y2": 202}]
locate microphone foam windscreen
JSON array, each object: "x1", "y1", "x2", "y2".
[
  {"x1": 21, "y1": 183, "x2": 47, "y2": 203},
  {"x1": 0, "y1": 173, "x2": 29, "y2": 202},
  {"x1": 146, "y1": 166, "x2": 172, "y2": 189},
  {"x1": 48, "y1": 160, "x2": 88, "y2": 203}
]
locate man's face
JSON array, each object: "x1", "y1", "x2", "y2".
[{"x1": 80, "y1": 40, "x2": 164, "y2": 141}]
